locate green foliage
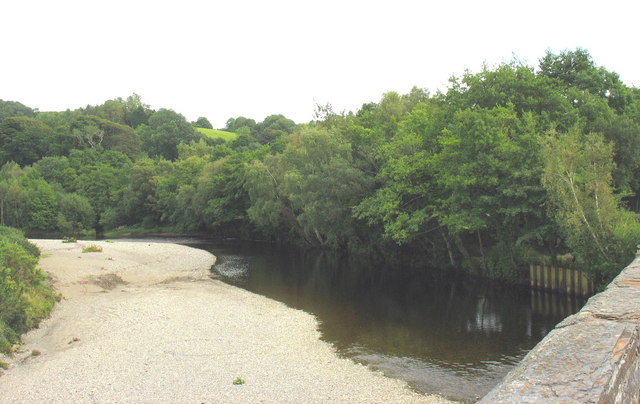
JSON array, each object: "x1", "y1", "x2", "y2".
[
  {"x1": 80, "y1": 94, "x2": 153, "y2": 128},
  {"x1": 539, "y1": 48, "x2": 628, "y2": 111},
  {"x1": 0, "y1": 117, "x2": 56, "y2": 166},
  {"x1": 32, "y1": 156, "x2": 76, "y2": 190},
  {"x1": 434, "y1": 107, "x2": 543, "y2": 234},
  {"x1": 246, "y1": 127, "x2": 370, "y2": 248},
  {"x1": 0, "y1": 163, "x2": 60, "y2": 231},
  {"x1": 253, "y1": 114, "x2": 297, "y2": 145},
  {"x1": 67, "y1": 149, "x2": 132, "y2": 232},
  {"x1": 137, "y1": 109, "x2": 202, "y2": 160},
  {"x1": 0, "y1": 100, "x2": 36, "y2": 121},
  {"x1": 70, "y1": 115, "x2": 141, "y2": 159},
  {"x1": 193, "y1": 116, "x2": 213, "y2": 129},
  {"x1": 541, "y1": 127, "x2": 640, "y2": 285},
  {"x1": 57, "y1": 192, "x2": 94, "y2": 234},
  {"x1": 0, "y1": 226, "x2": 56, "y2": 352},
  {"x1": 0, "y1": 48, "x2": 637, "y2": 284},
  {"x1": 62, "y1": 236, "x2": 77, "y2": 243},
  {"x1": 225, "y1": 116, "x2": 256, "y2": 134}
]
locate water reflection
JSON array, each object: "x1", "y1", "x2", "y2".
[{"x1": 204, "y1": 241, "x2": 586, "y2": 403}]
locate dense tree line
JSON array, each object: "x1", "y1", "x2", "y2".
[{"x1": 1, "y1": 48, "x2": 639, "y2": 287}]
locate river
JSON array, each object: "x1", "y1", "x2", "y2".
[{"x1": 180, "y1": 240, "x2": 586, "y2": 403}]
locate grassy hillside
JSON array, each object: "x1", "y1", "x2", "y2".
[{"x1": 196, "y1": 127, "x2": 238, "y2": 142}]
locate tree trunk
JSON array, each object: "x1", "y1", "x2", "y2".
[
  {"x1": 94, "y1": 213, "x2": 104, "y2": 239},
  {"x1": 454, "y1": 234, "x2": 477, "y2": 273},
  {"x1": 477, "y1": 230, "x2": 488, "y2": 276},
  {"x1": 440, "y1": 227, "x2": 456, "y2": 267}
]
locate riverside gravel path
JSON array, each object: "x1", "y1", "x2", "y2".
[{"x1": 0, "y1": 240, "x2": 452, "y2": 404}]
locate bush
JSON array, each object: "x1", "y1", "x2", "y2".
[
  {"x1": 0, "y1": 226, "x2": 56, "y2": 352},
  {"x1": 82, "y1": 245, "x2": 103, "y2": 253}
]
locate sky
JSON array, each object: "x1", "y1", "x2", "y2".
[{"x1": 2, "y1": 0, "x2": 639, "y2": 128}]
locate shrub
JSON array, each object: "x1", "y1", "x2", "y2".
[
  {"x1": 0, "y1": 226, "x2": 56, "y2": 352},
  {"x1": 233, "y1": 377, "x2": 245, "y2": 385},
  {"x1": 82, "y1": 245, "x2": 103, "y2": 253}
]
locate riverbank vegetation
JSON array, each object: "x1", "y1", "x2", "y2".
[
  {"x1": 0, "y1": 226, "x2": 57, "y2": 351},
  {"x1": 1, "y1": 48, "x2": 639, "y2": 288}
]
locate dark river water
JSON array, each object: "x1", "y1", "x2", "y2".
[{"x1": 186, "y1": 240, "x2": 585, "y2": 403}]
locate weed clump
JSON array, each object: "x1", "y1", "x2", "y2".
[
  {"x1": 233, "y1": 377, "x2": 245, "y2": 385},
  {"x1": 62, "y1": 237, "x2": 77, "y2": 243},
  {"x1": 82, "y1": 245, "x2": 103, "y2": 253}
]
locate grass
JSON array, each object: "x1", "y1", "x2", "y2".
[
  {"x1": 62, "y1": 236, "x2": 77, "y2": 243},
  {"x1": 0, "y1": 361, "x2": 8, "y2": 370},
  {"x1": 232, "y1": 377, "x2": 245, "y2": 385},
  {"x1": 82, "y1": 245, "x2": 103, "y2": 253},
  {"x1": 196, "y1": 127, "x2": 238, "y2": 142}
]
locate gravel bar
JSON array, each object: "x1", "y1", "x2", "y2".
[{"x1": 0, "y1": 240, "x2": 452, "y2": 403}]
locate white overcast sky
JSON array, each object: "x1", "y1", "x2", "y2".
[{"x1": 2, "y1": 0, "x2": 639, "y2": 128}]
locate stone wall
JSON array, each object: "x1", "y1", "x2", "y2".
[{"x1": 480, "y1": 253, "x2": 640, "y2": 403}]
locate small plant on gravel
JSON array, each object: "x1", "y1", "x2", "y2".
[
  {"x1": 232, "y1": 377, "x2": 245, "y2": 385},
  {"x1": 82, "y1": 245, "x2": 103, "y2": 253},
  {"x1": 0, "y1": 361, "x2": 8, "y2": 370},
  {"x1": 62, "y1": 237, "x2": 77, "y2": 243},
  {"x1": 105, "y1": 240, "x2": 114, "y2": 243}
]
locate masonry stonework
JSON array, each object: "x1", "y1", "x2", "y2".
[{"x1": 480, "y1": 253, "x2": 640, "y2": 403}]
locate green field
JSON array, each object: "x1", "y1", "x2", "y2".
[{"x1": 196, "y1": 127, "x2": 238, "y2": 142}]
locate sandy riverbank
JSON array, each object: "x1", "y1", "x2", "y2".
[{"x1": 0, "y1": 240, "x2": 452, "y2": 403}]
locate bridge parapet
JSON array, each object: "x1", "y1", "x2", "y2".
[{"x1": 480, "y1": 252, "x2": 640, "y2": 403}]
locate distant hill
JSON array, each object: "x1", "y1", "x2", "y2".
[{"x1": 195, "y1": 127, "x2": 238, "y2": 141}]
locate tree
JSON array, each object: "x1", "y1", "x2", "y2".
[
  {"x1": 446, "y1": 63, "x2": 577, "y2": 132},
  {"x1": 192, "y1": 152, "x2": 256, "y2": 236},
  {"x1": 224, "y1": 116, "x2": 256, "y2": 134},
  {"x1": 0, "y1": 163, "x2": 27, "y2": 228},
  {"x1": 432, "y1": 106, "x2": 547, "y2": 275},
  {"x1": 539, "y1": 48, "x2": 630, "y2": 112},
  {"x1": 0, "y1": 117, "x2": 55, "y2": 166},
  {"x1": 253, "y1": 114, "x2": 297, "y2": 144},
  {"x1": 0, "y1": 163, "x2": 59, "y2": 231},
  {"x1": 193, "y1": 117, "x2": 213, "y2": 129},
  {"x1": 67, "y1": 150, "x2": 132, "y2": 235},
  {"x1": 354, "y1": 101, "x2": 445, "y2": 246},
  {"x1": 70, "y1": 115, "x2": 141, "y2": 159},
  {"x1": 245, "y1": 127, "x2": 370, "y2": 248},
  {"x1": 115, "y1": 157, "x2": 172, "y2": 227},
  {"x1": 56, "y1": 192, "x2": 94, "y2": 234},
  {"x1": 541, "y1": 126, "x2": 640, "y2": 285},
  {"x1": 154, "y1": 156, "x2": 209, "y2": 228},
  {"x1": 22, "y1": 177, "x2": 59, "y2": 231},
  {"x1": 0, "y1": 100, "x2": 36, "y2": 121},
  {"x1": 137, "y1": 109, "x2": 202, "y2": 160},
  {"x1": 82, "y1": 100, "x2": 126, "y2": 125}
]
